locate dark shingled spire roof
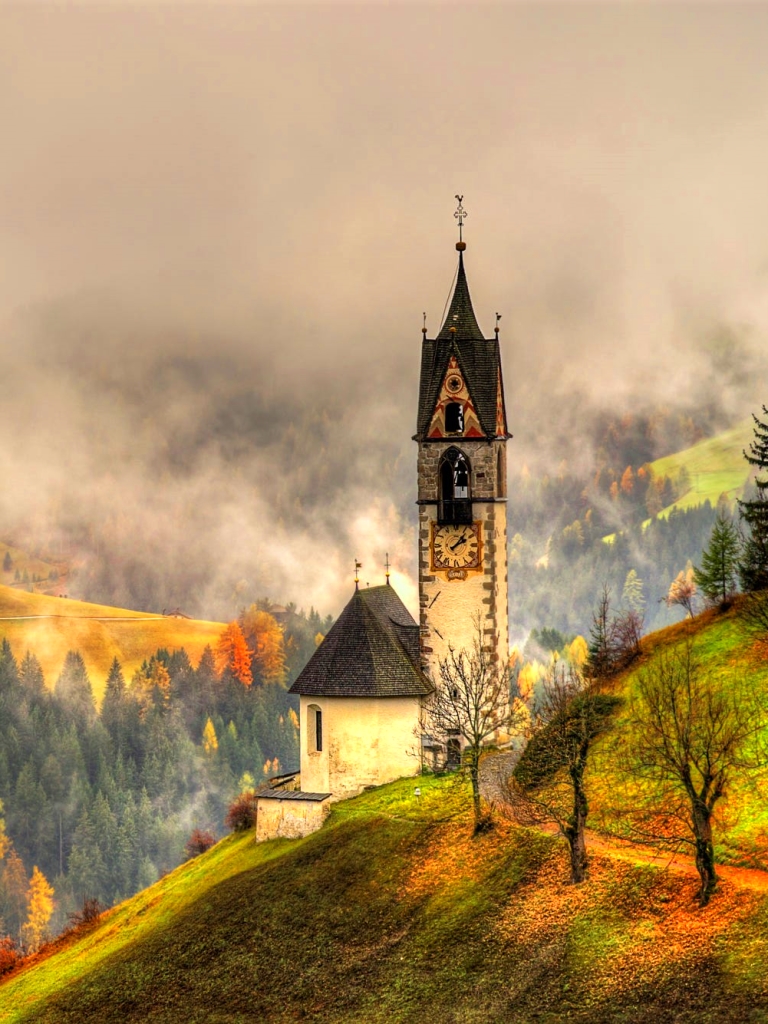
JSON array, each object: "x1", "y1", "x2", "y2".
[
  {"x1": 416, "y1": 248, "x2": 507, "y2": 441},
  {"x1": 288, "y1": 585, "x2": 433, "y2": 698},
  {"x1": 437, "y1": 252, "x2": 484, "y2": 341}
]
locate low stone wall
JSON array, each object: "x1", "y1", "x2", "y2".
[{"x1": 256, "y1": 792, "x2": 331, "y2": 842}]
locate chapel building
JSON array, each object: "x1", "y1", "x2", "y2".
[{"x1": 288, "y1": 583, "x2": 433, "y2": 801}]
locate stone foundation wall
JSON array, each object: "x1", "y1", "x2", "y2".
[{"x1": 256, "y1": 796, "x2": 331, "y2": 841}]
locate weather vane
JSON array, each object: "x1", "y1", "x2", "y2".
[
  {"x1": 422, "y1": 311, "x2": 427, "y2": 335},
  {"x1": 454, "y1": 194, "x2": 467, "y2": 247},
  {"x1": 354, "y1": 559, "x2": 362, "y2": 590},
  {"x1": 495, "y1": 312, "x2": 502, "y2": 335},
  {"x1": 385, "y1": 552, "x2": 391, "y2": 585}
]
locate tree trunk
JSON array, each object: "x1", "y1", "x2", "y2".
[
  {"x1": 469, "y1": 755, "x2": 482, "y2": 827},
  {"x1": 692, "y1": 801, "x2": 717, "y2": 906},
  {"x1": 565, "y1": 767, "x2": 589, "y2": 883}
]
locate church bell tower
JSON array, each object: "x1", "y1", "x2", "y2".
[{"x1": 415, "y1": 198, "x2": 510, "y2": 680}]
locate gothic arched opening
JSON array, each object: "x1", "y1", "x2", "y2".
[{"x1": 438, "y1": 447, "x2": 472, "y2": 524}]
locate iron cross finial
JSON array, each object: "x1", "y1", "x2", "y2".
[
  {"x1": 454, "y1": 195, "x2": 467, "y2": 243},
  {"x1": 385, "y1": 552, "x2": 391, "y2": 585}
]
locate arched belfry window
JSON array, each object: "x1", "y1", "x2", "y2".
[{"x1": 438, "y1": 447, "x2": 472, "y2": 524}]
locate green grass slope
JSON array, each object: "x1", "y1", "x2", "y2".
[
  {"x1": 3, "y1": 772, "x2": 768, "y2": 1024},
  {"x1": 0, "y1": 584, "x2": 225, "y2": 702},
  {"x1": 650, "y1": 420, "x2": 753, "y2": 517},
  {"x1": 588, "y1": 603, "x2": 768, "y2": 868},
  {"x1": 603, "y1": 420, "x2": 753, "y2": 543}
]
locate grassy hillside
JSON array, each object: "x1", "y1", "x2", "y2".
[
  {"x1": 0, "y1": 584, "x2": 224, "y2": 702},
  {"x1": 587, "y1": 604, "x2": 768, "y2": 868},
  {"x1": 650, "y1": 419, "x2": 753, "y2": 517},
  {"x1": 3, "y1": 768, "x2": 768, "y2": 1023},
  {"x1": 603, "y1": 420, "x2": 752, "y2": 544}
]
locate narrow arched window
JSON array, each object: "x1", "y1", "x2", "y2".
[
  {"x1": 308, "y1": 704, "x2": 323, "y2": 752},
  {"x1": 438, "y1": 447, "x2": 472, "y2": 524},
  {"x1": 445, "y1": 402, "x2": 464, "y2": 434},
  {"x1": 497, "y1": 446, "x2": 506, "y2": 498}
]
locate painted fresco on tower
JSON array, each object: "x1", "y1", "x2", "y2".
[{"x1": 426, "y1": 356, "x2": 485, "y2": 439}]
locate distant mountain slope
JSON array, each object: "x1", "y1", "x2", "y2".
[
  {"x1": 2, "y1": 769, "x2": 768, "y2": 1024},
  {"x1": 651, "y1": 419, "x2": 753, "y2": 517},
  {"x1": 0, "y1": 541, "x2": 66, "y2": 595},
  {"x1": 0, "y1": 585, "x2": 224, "y2": 701},
  {"x1": 601, "y1": 420, "x2": 752, "y2": 544}
]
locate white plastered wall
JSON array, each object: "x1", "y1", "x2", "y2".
[{"x1": 299, "y1": 694, "x2": 423, "y2": 800}]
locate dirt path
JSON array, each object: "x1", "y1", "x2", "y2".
[
  {"x1": 479, "y1": 751, "x2": 768, "y2": 892},
  {"x1": 584, "y1": 828, "x2": 768, "y2": 891}
]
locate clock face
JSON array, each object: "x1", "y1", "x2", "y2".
[{"x1": 431, "y1": 523, "x2": 482, "y2": 571}]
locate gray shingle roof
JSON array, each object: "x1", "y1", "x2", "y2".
[
  {"x1": 288, "y1": 585, "x2": 433, "y2": 698},
  {"x1": 416, "y1": 251, "x2": 507, "y2": 440},
  {"x1": 257, "y1": 791, "x2": 331, "y2": 802}
]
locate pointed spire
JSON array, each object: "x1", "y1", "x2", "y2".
[{"x1": 437, "y1": 251, "x2": 484, "y2": 341}]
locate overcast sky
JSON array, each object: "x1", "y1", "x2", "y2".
[{"x1": 2, "y1": 3, "x2": 768, "y2": 619}]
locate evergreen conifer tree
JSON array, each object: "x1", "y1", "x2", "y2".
[
  {"x1": 694, "y1": 508, "x2": 741, "y2": 607},
  {"x1": 19, "y1": 652, "x2": 45, "y2": 694},
  {"x1": 739, "y1": 407, "x2": 768, "y2": 591},
  {"x1": 0, "y1": 639, "x2": 19, "y2": 692},
  {"x1": 101, "y1": 657, "x2": 127, "y2": 751},
  {"x1": 55, "y1": 651, "x2": 96, "y2": 723}
]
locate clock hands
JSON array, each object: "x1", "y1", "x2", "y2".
[{"x1": 449, "y1": 529, "x2": 471, "y2": 552}]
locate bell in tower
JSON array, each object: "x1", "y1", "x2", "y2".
[{"x1": 414, "y1": 197, "x2": 510, "y2": 681}]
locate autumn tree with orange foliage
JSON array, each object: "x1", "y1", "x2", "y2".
[
  {"x1": 21, "y1": 867, "x2": 54, "y2": 953},
  {"x1": 215, "y1": 621, "x2": 252, "y2": 686},
  {"x1": 239, "y1": 606, "x2": 286, "y2": 685}
]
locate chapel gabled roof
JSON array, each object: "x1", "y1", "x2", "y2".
[
  {"x1": 288, "y1": 585, "x2": 432, "y2": 699},
  {"x1": 416, "y1": 249, "x2": 506, "y2": 441}
]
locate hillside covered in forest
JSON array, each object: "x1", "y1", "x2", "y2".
[
  {"x1": 508, "y1": 414, "x2": 755, "y2": 639},
  {"x1": 0, "y1": 597, "x2": 330, "y2": 939},
  {"x1": 3, "y1": 604, "x2": 768, "y2": 1023}
]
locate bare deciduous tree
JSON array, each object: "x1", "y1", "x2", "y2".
[
  {"x1": 623, "y1": 638, "x2": 765, "y2": 906},
  {"x1": 428, "y1": 627, "x2": 511, "y2": 832},
  {"x1": 586, "y1": 585, "x2": 643, "y2": 681},
  {"x1": 495, "y1": 665, "x2": 621, "y2": 883}
]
